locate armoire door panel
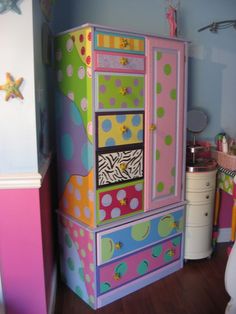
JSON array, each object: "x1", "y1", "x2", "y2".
[{"x1": 145, "y1": 38, "x2": 185, "y2": 211}]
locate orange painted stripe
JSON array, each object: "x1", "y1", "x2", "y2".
[
  {"x1": 98, "y1": 34, "x2": 104, "y2": 47},
  {"x1": 129, "y1": 38, "x2": 134, "y2": 51},
  {"x1": 109, "y1": 36, "x2": 115, "y2": 48},
  {"x1": 139, "y1": 39, "x2": 144, "y2": 52}
]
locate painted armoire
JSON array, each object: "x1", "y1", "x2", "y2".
[{"x1": 55, "y1": 23, "x2": 187, "y2": 309}]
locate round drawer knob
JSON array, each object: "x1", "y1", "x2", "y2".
[
  {"x1": 120, "y1": 125, "x2": 128, "y2": 133},
  {"x1": 206, "y1": 195, "x2": 210, "y2": 199},
  {"x1": 119, "y1": 163, "x2": 127, "y2": 171},
  {"x1": 206, "y1": 182, "x2": 210, "y2": 187},
  {"x1": 115, "y1": 242, "x2": 123, "y2": 250},
  {"x1": 205, "y1": 212, "x2": 208, "y2": 217},
  {"x1": 119, "y1": 198, "x2": 127, "y2": 206},
  {"x1": 150, "y1": 123, "x2": 156, "y2": 131},
  {"x1": 113, "y1": 273, "x2": 121, "y2": 280}
]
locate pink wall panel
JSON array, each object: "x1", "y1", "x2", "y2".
[
  {"x1": 219, "y1": 191, "x2": 233, "y2": 228},
  {"x1": 0, "y1": 188, "x2": 47, "y2": 314}
]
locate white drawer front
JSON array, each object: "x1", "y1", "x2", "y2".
[
  {"x1": 186, "y1": 190, "x2": 215, "y2": 204},
  {"x1": 186, "y1": 173, "x2": 216, "y2": 191},
  {"x1": 186, "y1": 203, "x2": 214, "y2": 226}
]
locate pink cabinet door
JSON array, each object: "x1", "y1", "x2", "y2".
[{"x1": 145, "y1": 37, "x2": 186, "y2": 211}]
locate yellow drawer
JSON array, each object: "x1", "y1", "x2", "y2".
[
  {"x1": 95, "y1": 30, "x2": 145, "y2": 54},
  {"x1": 96, "y1": 112, "x2": 144, "y2": 148}
]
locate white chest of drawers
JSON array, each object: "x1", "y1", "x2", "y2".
[{"x1": 184, "y1": 170, "x2": 217, "y2": 260}]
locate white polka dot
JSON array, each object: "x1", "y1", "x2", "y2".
[
  {"x1": 73, "y1": 230, "x2": 78, "y2": 238},
  {"x1": 88, "y1": 190, "x2": 94, "y2": 201},
  {"x1": 135, "y1": 183, "x2": 143, "y2": 191},
  {"x1": 66, "y1": 38, "x2": 74, "y2": 52},
  {"x1": 74, "y1": 206, "x2": 81, "y2": 217},
  {"x1": 84, "y1": 207, "x2": 91, "y2": 218},
  {"x1": 117, "y1": 189, "x2": 126, "y2": 200},
  {"x1": 67, "y1": 91, "x2": 74, "y2": 101},
  {"x1": 67, "y1": 64, "x2": 73, "y2": 77},
  {"x1": 99, "y1": 209, "x2": 106, "y2": 221},
  {"x1": 57, "y1": 70, "x2": 63, "y2": 82},
  {"x1": 101, "y1": 194, "x2": 112, "y2": 207},
  {"x1": 130, "y1": 198, "x2": 139, "y2": 210},
  {"x1": 87, "y1": 67, "x2": 92, "y2": 78},
  {"x1": 111, "y1": 207, "x2": 121, "y2": 218},
  {"x1": 81, "y1": 98, "x2": 88, "y2": 111},
  {"x1": 56, "y1": 49, "x2": 62, "y2": 61},
  {"x1": 78, "y1": 66, "x2": 85, "y2": 79}
]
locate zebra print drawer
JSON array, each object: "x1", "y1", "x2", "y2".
[
  {"x1": 96, "y1": 112, "x2": 144, "y2": 149},
  {"x1": 97, "y1": 148, "x2": 144, "y2": 187}
]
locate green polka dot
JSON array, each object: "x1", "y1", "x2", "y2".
[
  {"x1": 131, "y1": 221, "x2": 151, "y2": 241},
  {"x1": 171, "y1": 167, "x2": 176, "y2": 177},
  {"x1": 101, "y1": 238, "x2": 115, "y2": 262},
  {"x1": 170, "y1": 89, "x2": 176, "y2": 100},
  {"x1": 89, "y1": 263, "x2": 94, "y2": 272},
  {"x1": 137, "y1": 260, "x2": 149, "y2": 275},
  {"x1": 88, "y1": 243, "x2": 93, "y2": 252},
  {"x1": 67, "y1": 257, "x2": 75, "y2": 271},
  {"x1": 165, "y1": 135, "x2": 173, "y2": 145},
  {"x1": 158, "y1": 215, "x2": 174, "y2": 237},
  {"x1": 164, "y1": 64, "x2": 172, "y2": 75},
  {"x1": 115, "y1": 262, "x2": 128, "y2": 276},
  {"x1": 156, "y1": 149, "x2": 160, "y2": 160},
  {"x1": 157, "y1": 182, "x2": 164, "y2": 192},
  {"x1": 152, "y1": 244, "x2": 162, "y2": 258},
  {"x1": 156, "y1": 51, "x2": 162, "y2": 60},
  {"x1": 157, "y1": 107, "x2": 165, "y2": 118},
  {"x1": 172, "y1": 236, "x2": 181, "y2": 246},
  {"x1": 81, "y1": 249, "x2": 86, "y2": 258},
  {"x1": 170, "y1": 186, "x2": 175, "y2": 194},
  {"x1": 85, "y1": 274, "x2": 91, "y2": 283},
  {"x1": 65, "y1": 234, "x2": 72, "y2": 248},
  {"x1": 100, "y1": 282, "x2": 111, "y2": 293},
  {"x1": 89, "y1": 295, "x2": 95, "y2": 305},
  {"x1": 79, "y1": 228, "x2": 84, "y2": 237},
  {"x1": 164, "y1": 249, "x2": 174, "y2": 262},
  {"x1": 156, "y1": 82, "x2": 162, "y2": 94},
  {"x1": 75, "y1": 286, "x2": 83, "y2": 298},
  {"x1": 78, "y1": 267, "x2": 85, "y2": 281}
]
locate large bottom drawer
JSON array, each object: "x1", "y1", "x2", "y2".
[{"x1": 98, "y1": 234, "x2": 182, "y2": 295}]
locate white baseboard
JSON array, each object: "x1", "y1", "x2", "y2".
[
  {"x1": 48, "y1": 265, "x2": 57, "y2": 314},
  {"x1": 217, "y1": 228, "x2": 231, "y2": 243}
]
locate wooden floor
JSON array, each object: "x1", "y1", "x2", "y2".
[{"x1": 54, "y1": 243, "x2": 230, "y2": 314}]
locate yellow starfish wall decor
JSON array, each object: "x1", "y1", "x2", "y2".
[{"x1": 0, "y1": 72, "x2": 24, "y2": 101}]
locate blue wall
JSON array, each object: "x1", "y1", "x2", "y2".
[{"x1": 52, "y1": 0, "x2": 236, "y2": 143}]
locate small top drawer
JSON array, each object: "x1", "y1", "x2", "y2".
[
  {"x1": 186, "y1": 171, "x2": 217, "y2": 192},
  {"x1": 186, "y1": 203, "x2": 214, "y2": 226},
  {"x1": 94, "y1": 51, "x2": 145, "y2": 74},
  {"x1": 96, "y1": 207, "x2": 184, "y2": 265},
  {"x1": 94, "y1": 30, "x2": 145, "y2": 54},
  {"x1": 186, "y1": 190, "x2": 215, "y2": 204}
]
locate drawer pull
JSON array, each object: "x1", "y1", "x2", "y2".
[
  {"x1": 120, "y1": 57, "x2": 129, "y2": 65},
  {"x1": 120, "y1": 87, "x2": 128, "y2": 95},
  {"x1": 205, "y1": 212, "x2": 208, "y2": 217},
  {"x1": 115, "y1": 242, "x2": 123, "y2": 250},
  {"x1": 150, "y1": 123, "x2": 157, "y2": 131},
  {"x1": 119, "y1": 163, "x2": 127, "y2": 171},
  {"x1": 113, "y1": 273, "x2": 121, "y2": 280},
  {"x1": 206, "y1": 182, "x2": 210, "y2": 187},
  {"x1": 120, "y1": 38, "x2": 129, "y2": 48},
  {"x1": 173, "y1": 221, "x2": 179, "y2": 228},
  {"x1": 119, "y1": 198, "x2": 127, "y2": 206},
  {"x1": 167, "y1": 249, "x2": 175, "y2": 257},
  {"x1": 120, "y1": 125, "x2": 128, "y2": 133},
  {"x1": 206, "y1": 195, "x2": 210, "y2": 199}
]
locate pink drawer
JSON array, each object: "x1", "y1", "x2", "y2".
[
  {"x1": 95, "y1": 51, "x2": 145, "y2": 74},
  {"x1": 98, "y1": 235, "x2": 181, "y2": 294},
  {"x1": 96, "y1": 180, "x2": 144, "y2": 225}
]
